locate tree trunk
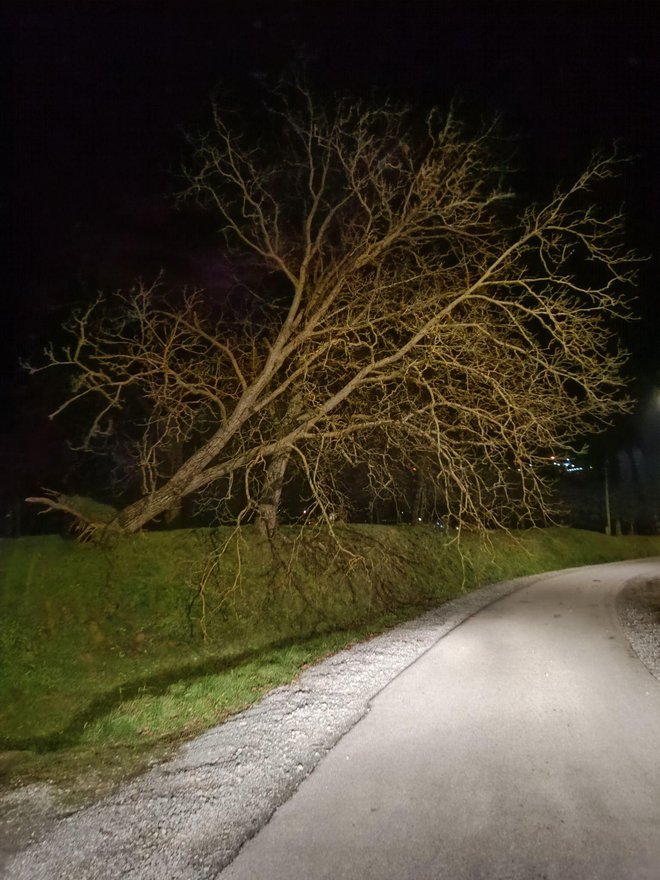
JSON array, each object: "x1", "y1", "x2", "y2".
[
  {"x1": 115, "y1": 485, "x2": 185, "y2": 533},
  {"x1": 411, "y1": 472, "x2": 427, "y2": 525},
  {"x1": 163, "y1": 440, "x2": 184, "y2": 526},
  {"x1": 255, "y1": 450, "x2": 291, "y2": 538}
]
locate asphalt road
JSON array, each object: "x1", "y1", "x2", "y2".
[{"x1": 222, "y1": 561, "x2": 660, "y2": 880}]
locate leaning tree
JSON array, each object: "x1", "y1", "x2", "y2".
[{"x1": 27, "y1": 79, "x2": 636, "y2": 536}]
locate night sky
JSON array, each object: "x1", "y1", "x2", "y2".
[{"x1": 5, "y1": 0, "x2": 660, "y2": 511}]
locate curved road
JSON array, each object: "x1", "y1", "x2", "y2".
[{"x1": 222, "y1": 561, "x2": 660, "y2": 880}]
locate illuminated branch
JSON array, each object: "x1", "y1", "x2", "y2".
[{"x1": 28, "y1": 79, "x2": 637, "y2": 536}]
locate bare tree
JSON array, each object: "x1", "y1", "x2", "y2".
[{"x1": 27, "y1": 80, "x2": 636, "y2": 536}]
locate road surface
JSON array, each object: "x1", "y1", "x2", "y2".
[{"x1": 222, "y1": 561, "x2": 660, "y2": 880}]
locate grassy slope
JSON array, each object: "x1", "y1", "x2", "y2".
[{"x1": 1, "y1": 525, "x2": 659, "y2": 790}]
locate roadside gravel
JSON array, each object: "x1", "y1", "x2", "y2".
[
  {"x1": 616, "y1": 573, "x2": 660, "y2": 682},
  {"x1": 2, "y1": 563, "x2": 659, "y2": 880}
]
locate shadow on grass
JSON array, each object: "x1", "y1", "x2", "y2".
[{"x1": 0, "y1": 625, "x2": 373, "y2": 755}]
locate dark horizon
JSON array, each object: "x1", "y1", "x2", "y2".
[{"x1": 5, "y1": 0, "x2": 660, "y2": 519}]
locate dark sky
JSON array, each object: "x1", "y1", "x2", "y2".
[{"x1": 4, "y1": 0, "x2": 660, "y2": 502}]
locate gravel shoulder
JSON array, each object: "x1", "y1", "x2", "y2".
[
  {"x1": 2, "y1": 561, "x2": 659, "y2": 879},
  {"x1": 616, "y1": 572, "x2": 660, "y2": 682}
]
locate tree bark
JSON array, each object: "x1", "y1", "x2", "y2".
[
  {"x1": 163, "y1": 440, "x2": 184, "y2": 526},
  {"x1": 255, "y1": 450, "x2": 291, "y2": 538},
  {"x1": 411, "y1": 473, "x2": 427, "y2": 525}
]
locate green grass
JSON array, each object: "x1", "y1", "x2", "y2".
[{"x1": 2, "y1": 525, "x2": 659, "y2": 796}]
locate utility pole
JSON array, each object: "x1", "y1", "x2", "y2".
[{"x1": 604, "y1": 457, "x2": 612, "y2": 536}]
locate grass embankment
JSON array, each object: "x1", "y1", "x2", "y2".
[{"x1": 1, "y1": 525, "x2": 659, "y2": 794}]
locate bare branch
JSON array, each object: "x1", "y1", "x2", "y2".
[{"x1": 29, "y1": 79, "x2": 638, "y2": 536}]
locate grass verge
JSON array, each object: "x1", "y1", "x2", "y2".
[{"x1": 1, "y1": 525, "x2": 659, "y2": 797}]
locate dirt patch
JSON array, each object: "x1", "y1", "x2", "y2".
[
  {"x1": 0, "y1": 783, "x2": 62, "y2": 873},
  {"x1": 0, "y1": 756, "x2": 157, "y2": 872}
]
